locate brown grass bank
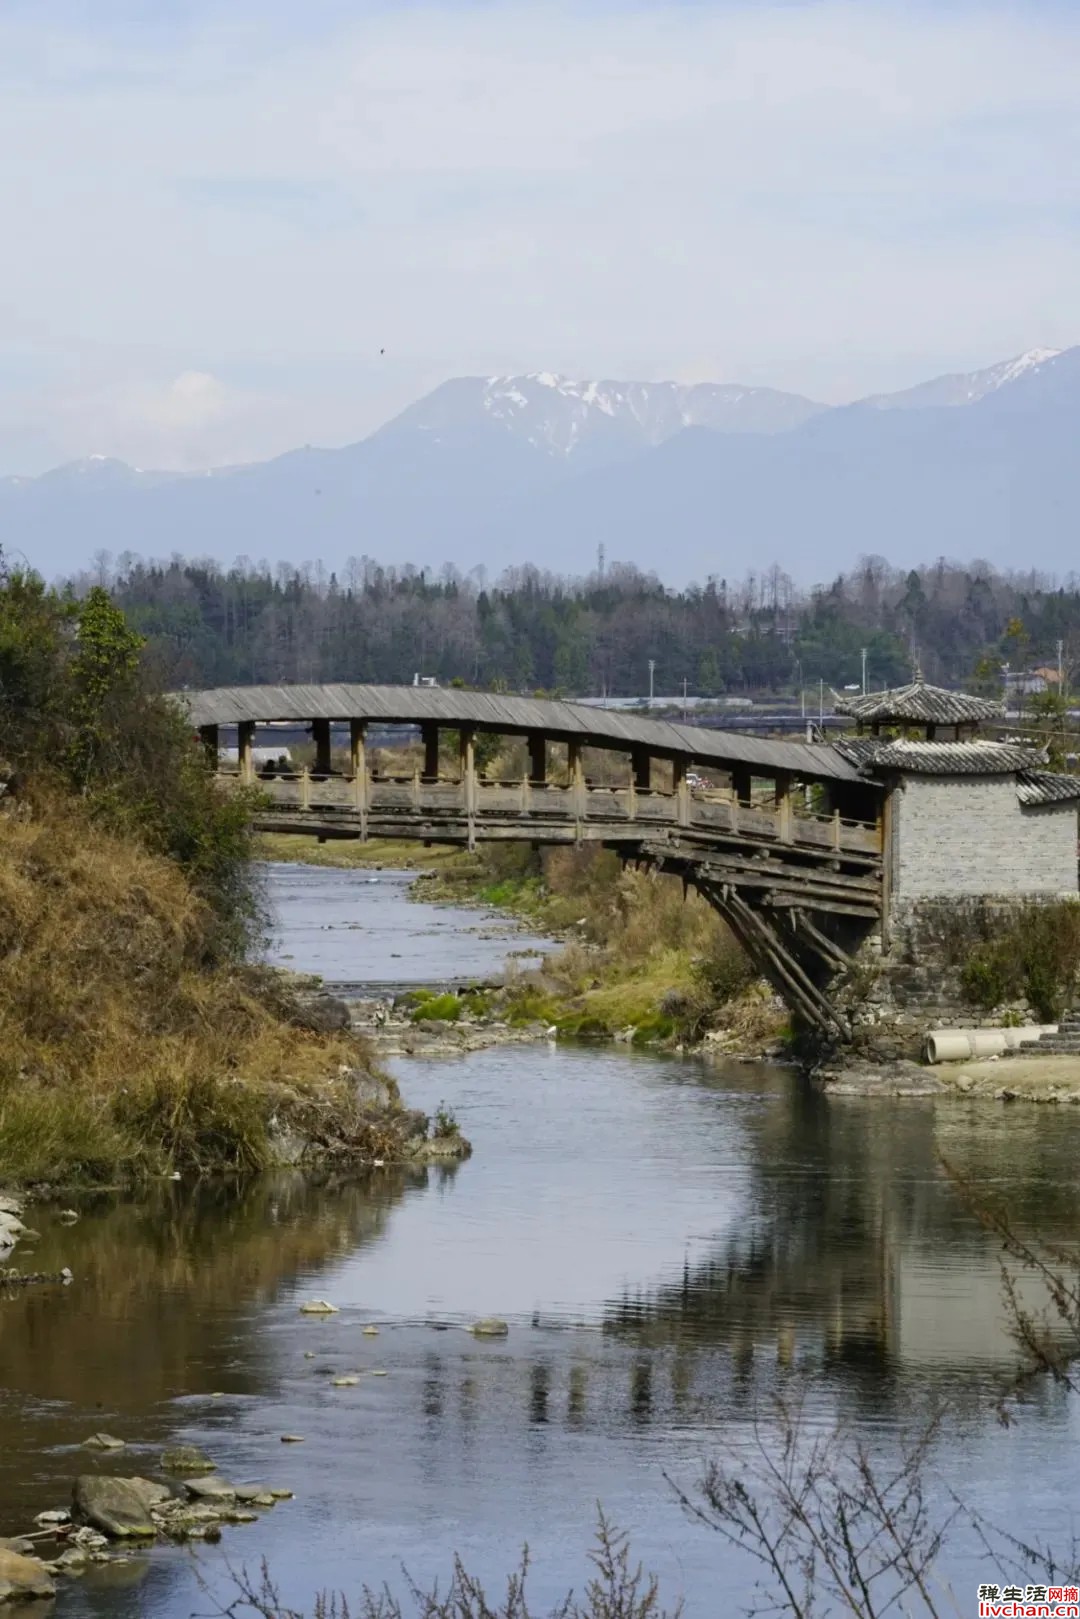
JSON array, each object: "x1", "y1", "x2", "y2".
[{"x1": 0, "y1": 805, "x2": 432, "y2": 1189}]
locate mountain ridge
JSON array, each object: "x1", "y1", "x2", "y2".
[{"x1": 4, "y1": 345, "x2": 1078, "y2": 584}]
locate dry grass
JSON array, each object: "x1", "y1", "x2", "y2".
[
  {"x1": 257, "y1": 834, "x2": 465, "y2": 871},
  {"x1": 0, "y1": 805, "x2": 376, "y2": 1186}
]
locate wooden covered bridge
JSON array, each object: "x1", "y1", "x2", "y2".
[{"x1": 182, "y1": 684, "x2": 886, "y2": 1041}]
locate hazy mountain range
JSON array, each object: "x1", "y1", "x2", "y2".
[{"x1": 4, "y1": 346, "x2": 1078, "y2": 585}]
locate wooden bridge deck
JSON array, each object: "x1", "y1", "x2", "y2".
[{"x1": 235, "y1": 769, "x2": 882, "y2": 920}]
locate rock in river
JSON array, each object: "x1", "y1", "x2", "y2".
[
  {"x1": 469, "y1": 1318, "x2": 509, "y2": 1337},
  {"x1": 160, "y1": 1445, "x2": 216, "y2": 1475},
  {"x1": 183, "y1": 1477, "x2": 236, "y2": 1502},
  {"x1": 83, "y1": 1432, "x2": 126, "y2": 1450},
  {"x1": 72, "y1": 1475, "x2": 171, "y2": 1538},
  {"x1": 299, "y1": 1299, "x2": 339, "y2": 1315},
  {"x1": 0, "y1": 1547, "x2": 55, "y2": 1604}
]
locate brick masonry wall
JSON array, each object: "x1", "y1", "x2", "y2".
[{"x1": 893, "y1": 775, "x2": 1078, "y2": 899}]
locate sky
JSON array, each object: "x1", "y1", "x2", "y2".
[{"x1": 3, "y1": 0, "x2": 1080, "y2": 473}]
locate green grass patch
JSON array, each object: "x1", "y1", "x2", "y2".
[{"x1": 410, "y1": 992, "x2": 462, "y2": 1023}]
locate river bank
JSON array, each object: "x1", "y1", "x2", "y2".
[{"x1": 259, "y1": 834, "x2": 790, "y2": 1062}]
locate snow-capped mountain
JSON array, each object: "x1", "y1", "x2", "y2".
[
  {"x1": 858, "y1": 348, "x2": 1061, "y2": 411},
  {"x1": 6, "y1": 344, "x2": 1080, "y2": 583},
  {"x1": 375, "y1": 372, "x2": 827, "y2": 467}
]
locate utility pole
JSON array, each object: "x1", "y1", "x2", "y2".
[
  {"x1": 861, "y1": 647, "x2": 868, "y2": 695},
  {"x1": 819, "y1": 678, "x2": 824, "y2": 728},
  {"x1": 682, "y1": 676, "x2": 688, "y2": 721},
  {"x1": 648, "y1": 659, "x2": 656, "y2": 704}
]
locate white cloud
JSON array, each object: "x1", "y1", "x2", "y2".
[{"x1": 2, "y1": 1, "x2": 1080, "y2": 469}]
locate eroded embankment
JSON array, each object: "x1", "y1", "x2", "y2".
[{"x1": 0, "y1": 809, "x2": 464, "y2": 1190}]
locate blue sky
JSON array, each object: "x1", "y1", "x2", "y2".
[{"x1": 2, "y1": 0, "x2": 1079, "y2": 472}]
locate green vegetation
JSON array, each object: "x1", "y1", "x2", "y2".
[
  {"x1": 432, "y1": 1103, "x2": 461, "y2": 1140},
  {"x1": 957, "y1": 901, "x2": 1080, "y2": 1021},
  {"x1": 410, "y1": 992, "x2": 463, "y2": 1023},
  {"x1": 418, "y1": 840, "x2": 780, "y2": 1051},
  {"x1": 84, "y1": 551, "x2": 1080, "y2": 703},
  {"x1": 2, "y1": 573, "x2": 259, "y2": 959},
  {"x1": 0, "y1": 555, "x2": 404, "y2": 1188}
]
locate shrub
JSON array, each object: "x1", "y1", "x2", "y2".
[
  {"x1": 410, "y1": 993, "x2": 462, "y2": 1023},
  {"x1": 0, "y1": 560, "x2": 262, "y2": 961},
  {"x1": 958, "y1": 901, "x2": 1080, "y2": 1021}
]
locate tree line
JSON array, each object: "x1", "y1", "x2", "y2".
[{"x1": 70, "y1": 550, "x2": 1080, "y2": 699}]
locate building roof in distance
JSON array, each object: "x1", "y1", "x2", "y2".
[
  {"x1": 833, "y1": 679, "x2": 1004, "y2": 725},
  {"x1": 835, "y1": 736, "x2": 1046, "y2": 776},
  {"x1": 1016, "y1": 770, "x2": 1080, "y2": 806}
]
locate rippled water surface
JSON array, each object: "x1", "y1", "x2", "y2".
[{"x1": 2, "y1": 865, "x2": 1079, "y2": 1615}]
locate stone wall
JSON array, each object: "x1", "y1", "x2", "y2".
[
  {"x1": 840, "y1": 897, "x2": 1045, "y2": 1062},
  {"x1": 892, "y1": 775, "x2": 1077, "y2": 899}
]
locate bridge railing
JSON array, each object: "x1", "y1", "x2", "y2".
[{"x1": 221, "y1": 766, "x2": 881, "y2": 858}]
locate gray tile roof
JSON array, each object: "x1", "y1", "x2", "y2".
[
  {"x1": 176, "y1": 683, "x2": 865, "y2": 785},
  {"x1": 835, "y1": 736, "x2": 1046, "y2": 775},
  {"x1": 1016, "y1": 770, "x2": 1080, "y2": 806},
  {"x1": 833, "y1": 679, "x2": 1004, "y2": 725}
]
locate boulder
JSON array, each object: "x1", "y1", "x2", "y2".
[
  {"x1": 0, "y1": 1540, "x2": 34, "y2": 1558},
  {"x1": 0, "y1": 1547, "x2": 55, "y2": 1603},
  {"x1": 292, "y1": 993, "x2": 351, "y2": 1034},
  {"x1": 82, "y1": 1433, "x2": 125, "y2": 1451},
  {"x1": 183, "y1": 1477, "x2": 236, "y2": 1502},
  {"x1": 160, "y1": 1445, "x2": 215, "y2": 1475},
  {"x1": 72, "y1": 1476, "x2": 170, "y2": 1538},
  {"x1": 299, "y1": 1299, "x2": 338, "y2": 1315},
  {"x1": 468, "y1": 1318, "x2": 509, "y2": 1337}
]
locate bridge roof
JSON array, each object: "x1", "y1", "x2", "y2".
[{"x1": 179, "y1": 683, "x2": 866, "y2": 786}]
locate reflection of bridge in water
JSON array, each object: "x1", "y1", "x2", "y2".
[{"x1": 183, "y1": 685, "x2": 885, "y2": 1040}]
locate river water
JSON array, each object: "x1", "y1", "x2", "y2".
[{"x1": 2, "y1": 867, "x2": 1079, "y2": 1614}]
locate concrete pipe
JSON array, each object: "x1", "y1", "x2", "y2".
[
  {"x1": 925, "y1": 1031, "x2": 973, "y2": 1064},
  {"x1": 1004, "y1": 1026, "x2": 1045, "y2": 1048},
  {"x1": 969, "y1": 1030, "x2": 1009, "y2": 1058}
]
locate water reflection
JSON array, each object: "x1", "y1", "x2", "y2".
[{"x1": 4, "y1": 1054, "x2": 1078, "y2": 1617}]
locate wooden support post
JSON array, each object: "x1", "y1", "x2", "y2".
[
  {"x1": 879, "y1": 787, "x2": 893, "y2": 953},
  {"x1": 300, "y1": 765, "x2": 311, "y2": 810},
  {"x1": 527, "y1": 732, "x2": 547, "y2": 786},
  {"x1": 832, "y1": 808, "x2": 842, "y2": 851},
  {"x1": 237, "y1": 721, "x2": 255, "y2": 783},
  {"x1": 412, "y1": 763, "x2": 421, "y2": 808},
  {"x1": 673, "y1": 756, "x2": 690, "y2": 827},
  {"x1": 731, "y1": 766, "x2": 752, "y2": 805},
  {"x1": 421, "y1": 722, "x2": 440, "y2": 783},
  {"x1": 311, "y1": 717, "x2": 332, "y2": 776},
  {"x1": 775, "y1": 771, "x2": 793, "y2": 843},
  {"x1": 350, "y1": 719, "x2": 368, "y2": 839},
  {"x1": 199, "y1": 723, "x2": 219, "y2": 770},
  {"x1": 631, "y1": 746, "x2": 652, "y2": 792},
  {"x1": 459, "y1": 724, "x2": 477, "y2": 850},
  {"x1": 568, "y1": 738, "x2": 585, "y2": 838}
]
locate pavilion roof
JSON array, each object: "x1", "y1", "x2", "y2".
[{"x1": 833, "y1": 679, "x2": 1003, "y2": 726}]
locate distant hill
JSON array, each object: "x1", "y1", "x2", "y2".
[{"x1": 4, "y1": 350, "x2": 1078, "y2": 584}]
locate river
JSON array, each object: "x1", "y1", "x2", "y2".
[{"x1": 1, "y1": 865, "x2": 1079, "y2": 1615}]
